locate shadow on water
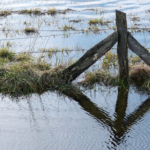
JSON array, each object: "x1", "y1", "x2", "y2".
[{"x1": 62, "y1": 87, "x2": 150, "y2": 149}]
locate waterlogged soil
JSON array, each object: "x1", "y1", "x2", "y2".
[{"x1": 0, "y1": 0, "x2": 150, "y2": 150}]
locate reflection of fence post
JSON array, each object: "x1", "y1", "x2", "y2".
[
  {"x1": 116, "y1": 10, "x2": 129, "y2": 84},
  {"x1": 114, "y1": 87, "x2": 128, "y2": 135}
]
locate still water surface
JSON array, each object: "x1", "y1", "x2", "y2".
[{"x1": 0, "y1": 0, "x2": 150, "y2": 150}]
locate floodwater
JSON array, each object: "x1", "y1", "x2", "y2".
[{"x1": 0, "y1": 0, "x2": 150, "y2": 150}]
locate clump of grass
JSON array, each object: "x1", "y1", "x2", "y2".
[
  {"x1": 0, "y1": 50, "x2": 68, "y2": 95},
  {"x1": 0, "y1": 48, "x2": 15, "y2": 61},
  {"x1": 102, "y1": 51, "x2": 117, "y2": 69},
  {"x1": 39, "y1": 65, "x2": 66, "y2": 88},
  {"x1": 86, "y1": 25, "x2": 100, "y2": 33},
  {"x1": 69, "y1": 19, "x2": 82, "y2": 23},
  {"x1": 80, "y1": 70, "x2": 118, "y2": 87},
  {"x1": 132, "y1": 16, "x2": 140, "y2": 22},
  {"x1": 130, "y1": 63, "x2": 150, "y2": 83},
  {"x1": 129, "y1": 53, "x2": 141, "y2": 65},
  {"x1": 32, "y1": 58, "x2": 51, "y2": 71},
  {"x1": 88, "y1": 17, "x2": 111, "y2": 25},
  {"x1": 0, "y1": 58, "x2": 9, "y2": 65},
  {"x1": 20, "y1": 9, "x2": 40, "y2": 15},
  {"x1": 101, "y1": 52, "x2": 141, "y2": 69},
  {"x1": 24, "y1": 27, "x2": 37, "y2": 34},
  {"x1": 0, "y1": 63, "x2": 70, "y2": 95},
  {"x1": 15, "y1": 53, "x2": 32, "y2": 62},
  {"x1": 0, "y1": 49, "x2": 79, "y2": 95},
  {"x1": 61, "y1": 24, "x2": 75, "y2": 31},
  {"x1": 0, "y1": 10, "x2": 11, "y2": 16},
  {"x1": 40, "y1": 47, "x2": 70, "y2": 58},
  {"x1": 43, "y1": 47, "x2": 70, "y2": 58},
  {"x1": 0, "y1": 66, "x2": 40, "y2": 94},
  {"x1": 47, "y1": 8, "x2": 56, "y2": 15}
]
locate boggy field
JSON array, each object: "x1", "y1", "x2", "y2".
[{"x1": 0, "y1": 0, "x2": 150, "y2": 150}]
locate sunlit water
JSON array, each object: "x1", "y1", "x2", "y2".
[{"x1": 0, "y1": 0, "x2": 150, "y2": 150}]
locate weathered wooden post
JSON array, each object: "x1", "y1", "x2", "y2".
[{"x1": 116, "y1": 10, "x2": 129, "y2": 84}]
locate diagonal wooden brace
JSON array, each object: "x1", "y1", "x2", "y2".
[
  {"x1": 128, "y1": 32, "x2": 150, "y2": 66},
  {"x1": 62, "y1": 31, "x2": 118, "y2": 82}
]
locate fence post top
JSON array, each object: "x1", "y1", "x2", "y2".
[{"x1": 115, "y1": 10, "x2": 126, "y2": 15}]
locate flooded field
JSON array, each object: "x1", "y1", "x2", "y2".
[{"x1": 0, "y1": 0, "x2": 150, "y2": 150}]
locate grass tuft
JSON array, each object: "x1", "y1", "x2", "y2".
[
  {"x1": 102, "y1": 51, "x2": 117, "y2": 69},
  {"x1": 20, "y1": 9, "x2": 40, "y2": 15},
  {"x1": 61, "y1": 24, "x2": 75, "y2": 31},
  {"x1": 0, "y1": 49, "x2": 77, "y2": 95},
  {"x1": 130, "y1": 63, "x2": 150, "y2": 83},
  {"x1": 80, "y1": 70, "x2": 118, "y2": 87},
  {"x1": 15, "y1": 53, "x2": 32, "y2": 62},
  {"x1": 0, "y1": 10, "x2": 11, "y2": 16},
  {"x1": 47, "y1": 8, "x2": 57, "y2": 15},
  {"x1": 88, "y1": 17, "x2": 111, "y2": 25},
  {"x1": 0, "y1": 48, "x2": 15, "y2": 61},
  {"x1": 24, "y1": 27, "x2": 37, "y2": 34}
]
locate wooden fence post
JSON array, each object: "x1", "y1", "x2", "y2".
[{"x1": 116, "y1": 10, "x2": 129, "y2": 84}]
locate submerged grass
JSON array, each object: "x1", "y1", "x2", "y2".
[
  {"x1": 20, "y1": 9, "x2": 40, "y2": 15},
  {"x1": 0, "y1": 10, "x2": 11, "y2": 16},
  {"x1": 24, "y1": 27, "x2": 37, "y2": 34},
  {"x1": 61, "y1": 24, "x2": 75, "y2": 31},
  {"x1": 88, "y1": 17, "x2": 111, "y2": 25},
  {"x1": 86, "y1": 25, "x2": 100, "y2": 34},
  {"x1": 47, "y1": 8, "x2": 57, "y2": 15}
]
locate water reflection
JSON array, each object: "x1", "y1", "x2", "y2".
[
  {"x1": 2, "y1": 86, "x2": 150, "y2": 149},
  {"x1": 62, "y1": 87, "x2": 150, "y2": 149}
]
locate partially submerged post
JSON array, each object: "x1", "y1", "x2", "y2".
[{"x1": 116, "y1": 10, "x2": 129, "y2": 84}]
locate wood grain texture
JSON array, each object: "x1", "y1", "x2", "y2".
[{"x1": 116, "y1": 10, "x2": 129, "y2": 83}]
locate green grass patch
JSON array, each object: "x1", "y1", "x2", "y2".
[
  {"x1": 102, "y1": 51, "x2": 117, "y2": 69},
  {"x1": 88, "y1": 17, "x2": 111, "y2": 25},
  {"x1": 0, "y1": 48, "x2": 15, "y2": 61},
  {"x1": 0, "y1": 49, "x2": 78, "y2": 96},
  {"x1": 61, "y1": 24, "x2": 75, "y2": 31},
  {"x1": 15, "y1": 53, "x2": 32, "y2": 62}
]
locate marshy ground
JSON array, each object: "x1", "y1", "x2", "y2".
[{"x1": 0, "y1": 0, "x2": 150, "y2": 150}]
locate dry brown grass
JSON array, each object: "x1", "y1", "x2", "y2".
[{"x1": 130, "y1": 63, "x2": 150, "y2": 82}]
